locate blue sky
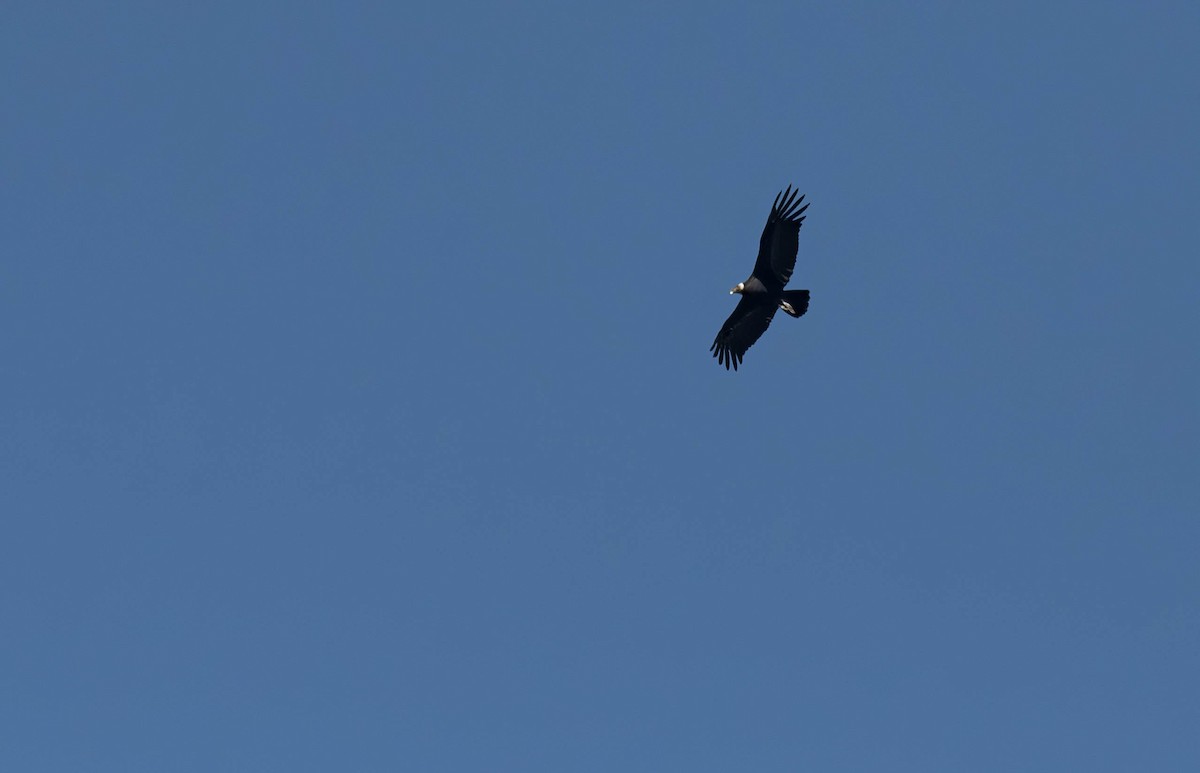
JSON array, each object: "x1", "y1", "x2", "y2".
[{"x1": 3, "y1": 2, "x2": 1198, "y2": 770}]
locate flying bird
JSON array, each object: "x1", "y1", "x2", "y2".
[{"x1": 710, "y1": 186, "x2": 812, "y2": 370}]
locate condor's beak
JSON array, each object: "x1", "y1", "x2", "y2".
[{"x1": 729, "y1": 283, "x2": 743, "y2": 294}]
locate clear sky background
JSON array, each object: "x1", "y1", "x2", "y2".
[{"x1": 3, "y1": 2, "x2": 1198, "y2": 771}]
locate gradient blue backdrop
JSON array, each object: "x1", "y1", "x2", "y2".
[{"x1": 4, "y1": 2, "x2": 1198, "y2": 770}]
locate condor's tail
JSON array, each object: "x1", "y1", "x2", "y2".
[{"x1": 779, "y1": 290, "x2": 810, "y2": 318}]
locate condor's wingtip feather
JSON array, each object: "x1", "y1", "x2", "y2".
[{"x1": 775, "y1": 186, "x2": 792, "y2": 214}]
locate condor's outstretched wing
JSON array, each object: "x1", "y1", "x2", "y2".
[
  {"x1": 710, "y1": 297, "x2": 779, "y2": 371},
  {"x1": 752, "y1": 186, "x2": 809, "y2": 288}
]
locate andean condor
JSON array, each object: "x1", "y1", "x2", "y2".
[{"x1": 710, "y1": 186, "x2": 812, "y2": 370}]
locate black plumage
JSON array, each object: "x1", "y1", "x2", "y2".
[{"x1": 710, "y1": 186, "x2": 812, "y2": 370}]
